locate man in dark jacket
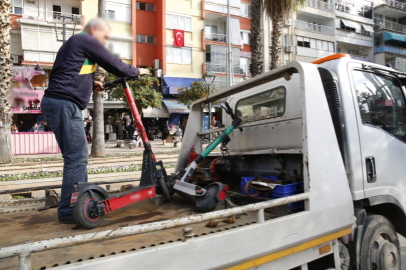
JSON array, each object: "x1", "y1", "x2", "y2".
[
  {"x1": 115, "y1": 119, "x2": 123, "y2": 140},
  {"x1": 18, "y1": 121, "x2": 27, "y2": 132},
  {"x1": 41, "y1": 18, "x2": 150, "y2": 224}
]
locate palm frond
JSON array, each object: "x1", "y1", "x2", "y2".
[{"x1": 263, "y1": 0, "x2": 306, "y2": 19}]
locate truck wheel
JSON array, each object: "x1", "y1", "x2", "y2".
[
  {"x1": 73, "y1": 191, "x2": 105, "y2": 230},
  {"x1": 195, "y1": 185, "x2": 218, "y2": 213},
  {"x1": 157, "y1": 177, "x2": 171, "y2": 202},
  {"x1": 360, "y1": 215, "x2": 400, "y2": 270}
]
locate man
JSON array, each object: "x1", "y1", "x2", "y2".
[
  {"x1": 18, "y1": 120, "x2": 27, "y2": 132},
  {"x1": 27, "y1": 123, "x2": 39, "y2": 132},
  {"x1": 115, "y1": 119, "x2": 123, "y2": 141},
  {"x1": 41, "y1": 18, "x2": 150, "y2": 224}
]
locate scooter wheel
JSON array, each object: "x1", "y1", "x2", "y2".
[
  {"x1": 157, "y1": 177, "x2": 171, "y2": 202},
  {"x1": 195, "y1": 185, "x2": 219, "y2": 213},
  {"x1": 73, "y1": 191, "x2": 104, "y2": 229}
]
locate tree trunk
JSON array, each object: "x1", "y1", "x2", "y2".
[
  {"x1": 249, "y1": 0, "x2": 263, "y2": 77},
  {"x1": 0, "y1": 0, "x2": 14, "y2": 163},
  {"x1": 91, "y1": 0, "x2": 106, "y2": 157},
  {"x1": 269, "y1": 6, "x2": 283, "y2": 71}
]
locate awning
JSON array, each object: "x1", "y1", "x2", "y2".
[
  {"x1": 384, "y1": 31, "x2": 406, "y2": 42},
  {"x1": 162, "y1": 77, "x2": 204, "y2": 95},
  {"x1": 341, "y1": 19, "x2": 359, "y2": 30},
  {"x1": 142, "y1": 104, "x2": 170, "y2": 118},
  {"x1": 362, "y1": 24, "x2": 374, "y2": 33},
  {"x1": 163, "y1": 98, "x2": 190, "y2": 114}
]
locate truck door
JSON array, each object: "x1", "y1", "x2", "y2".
[{"x1": 350, "y1": 65, "x2": 406, "y2": 202}]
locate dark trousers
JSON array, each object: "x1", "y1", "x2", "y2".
[{"x1": 41, "y1": 97, "x2": 88, "y2": 218}]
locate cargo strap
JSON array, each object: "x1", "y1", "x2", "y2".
[{"x1": 244, "y1": 177, "x2": 282, "y2": 198}]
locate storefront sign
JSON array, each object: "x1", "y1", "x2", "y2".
[{"x1": 11, "y1": 88, "x2": 44, "y2": 114}]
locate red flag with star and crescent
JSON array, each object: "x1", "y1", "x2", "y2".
[{"x1": 174, "y1": 29, "x2": 184, "y2": 47}]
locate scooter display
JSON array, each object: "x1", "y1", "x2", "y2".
[{"x1": 70, "y1": 76, "x2": 171, "y2": 229}]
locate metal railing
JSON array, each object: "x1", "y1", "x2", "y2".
[
  {"x1": 377, "y1": 0, "x2": 406, "y2": 10},
  {"x1": 349, "y1": 54, "x2": 371, "y2": 62},
  {"x1": 374, "y1": 18, "x2": 406, "y2": 33},
  {"x1": 375, "y1": 45, "x2": 406, "y2": 56},
  {"x1": 387, "y1": 61, "x2": 406, "y2": 72},
  {"x1": 205, "y1": 33, "x2": 227, "y2": 43},
  {"x1": 0, "y1": 193, "x2": 309, "y2": 270},
  {"x1": 335, "y1": 2, "x2": 373, "y2": 19},
  {"x1": 295, "y1": 20, "x2": 334, "y2": 35},
  {"x1": 206, "y1": 63, "x2": 243, "y2": 74},
  {"x1": 303, "y1": 0, "x2": 334, "y2": 12},
  {"x1": 20, "y1": 7, "x2": 82, "y2": 25},
  {"x1": 336, "y1": 29, "x2": 373, "y2": 41}
]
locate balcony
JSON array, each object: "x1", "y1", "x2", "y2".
[
  {"x1": 303, "y1": 0, "x2": 334, "y2": 12},
  {"x1": 19, "y1": 7, "x2": 82, "y2": 25},
  {"x1": 295, "y1": 20, "x2": 334, "y2": 35},
  {"x1": 206, "y1": 63, "x2": 243, "y2": 75},
  {"x1": 336, "y1": 29, "x2": 373, "y2": 41},
  {"x1": 205, "y1": 33, "x2": 227, "y2": 43},
  {"x1": 375, "y1": 45, "x2": 406, "y2": 56},
  {"x1": 23, "y1": 51, "x2": 57, "y2": 63},
  {"x1": 204, "y1": 0, "x2": 240, "y2": 16},
  {"x1": 376, "y1": 0, "x2": 406, "y2": 11},
  {"x1": 335, "y1": 2, "x2": 373, "y2": 19},
  {"x1": 374, "y1": 18, "x2": 406, "y2": 33}
]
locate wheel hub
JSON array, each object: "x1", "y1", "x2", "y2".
[
  {"x1": 338, "y1": 241, "x2": 350, "y2": 270},
  {"x1": 370, "y1": 233, "x2": 399, "y2": 270}
]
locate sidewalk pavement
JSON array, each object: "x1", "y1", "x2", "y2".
[{"x1": 16, "y1": 140, "x2": 180, "y2": 159}]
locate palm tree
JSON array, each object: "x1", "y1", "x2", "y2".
[
  {"x1": 0, "y1": 0, "x2": 14, "y2": 163},
  {"x1": 249, "y1": 0, "x2": 263, "y2": 77},
  {"x1": 264, "y1": 0, "x2": 305, "y2": 70},
  {"x1": 91, "y1": 0, "x2": 106, "y2": 157}
]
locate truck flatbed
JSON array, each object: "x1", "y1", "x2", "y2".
[{"x1": 0, "y1": 195, "x2": 271, "y2": 270}]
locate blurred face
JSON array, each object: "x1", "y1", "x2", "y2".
[{"x1": 88, "y1": 25, "x2": 110, "y2": 46}]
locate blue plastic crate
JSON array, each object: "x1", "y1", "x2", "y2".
[
  {"x1": 240, "y1": 176, "x2": 278, "y2": 196},
  {"x1": 271, "y1": 182, "x2": 304, "y2": 196}
]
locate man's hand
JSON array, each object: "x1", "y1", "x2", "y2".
[
  {"x1": 94, "y1": 81, "x2": 104, "y2": 91},
  {"x1": 139, "y1": 68, "x2": 150, "y2": 76}
]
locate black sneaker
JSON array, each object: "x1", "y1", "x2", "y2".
[{"x1": 58, "y1": 216, "x2": 76, "y2": 224}]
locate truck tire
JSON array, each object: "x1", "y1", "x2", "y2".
[
  {"x1": 360, "y1": 215, "x2": 400, "y2": 270},
  {"x1": 73, "y1": 191, "x2": 105, "y2": 230}
]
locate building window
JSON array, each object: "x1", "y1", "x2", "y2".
[
  {"x1": 105, "y1": 2, "x2": 131, "y2": 23},
  {"x1": 166, "y1": 13, "x2": 192, "y2": 32},
  {"x1": 136, "y1": 2, "x2": 156, "y2": 12},
  {"x1": 347, "y1": 49, "x2": 359, "y2": 56},
  {"x1": 167, "y1": 47, "x2": 192, "y2": 64},
  {"x1": 71, "y1": 7, "x2": 79, "y2": 15},
  {"x1": 240, "y1": 57, "x2": 251, "y2": 75},
  {"x1": 240, "y1": 3, "x2": 251, "y2": 18},
  {"x1": 241, "y1": 31, "x2": 251, "y2": 45},
  {"x1": 136, "y1": 35, "x2": 156, "y2": 44},
  {"x1": 297, "y1": 36, "x2": 334, "y2": 52},
  {"x1": 340, "y1": 21, "x2": 356, "y2": 32},
  {"x1": 236, "y1": 87, "x2": 286, "y2": 123},
  {"x1": 284, "y1": 34, "x2": 289, "y2": 45},
  {"x1": 11, "y1": 0, "x2": 23, "y2": 14},
  {"x1": 53, "y1": 5, "x2": 61, "y2": 18}
]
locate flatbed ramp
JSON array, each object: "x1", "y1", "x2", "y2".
[{"x1": 0, "y1": 195, "x2": 270, "y2": 270}]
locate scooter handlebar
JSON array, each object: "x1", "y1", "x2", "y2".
[{"x1": 102, "y1": 76, "x2": 140, "y2": 89}]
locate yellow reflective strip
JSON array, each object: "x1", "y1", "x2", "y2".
[
  {"x1": 79, "y1": 64, "x2": 97, "y2": 75},
  {"x1": 225, "y1": 227, "x2": 352, "y2": 270}
]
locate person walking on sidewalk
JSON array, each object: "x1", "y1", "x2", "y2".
[{"x1": 41, "y1": 18, "x2": 150, "y2": 224}]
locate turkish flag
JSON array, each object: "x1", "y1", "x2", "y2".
[{"x1": 174, "y1": 29, "x2": 184, "y2": 47}]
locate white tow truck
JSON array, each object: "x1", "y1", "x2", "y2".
[{"x1": 1, "y1": 54, "x2": 404, "y2": 270}]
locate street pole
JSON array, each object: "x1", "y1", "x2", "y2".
[
  {"x1": 227, "y1": 0, "x2": 232, "y2": 87},
  {"x1": 62, "y1": 17, "x2": 66, "y2": 42},
  {"x1": 208, "y1": 85, "x2": 212, "y2": 143}
]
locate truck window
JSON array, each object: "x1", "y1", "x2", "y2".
[
  {"x1": 353, "y1": 70, "x2": 406, "y2": 142},
  {"x1": 236, "y1": 87, "x2": 285, "y2": 123}
]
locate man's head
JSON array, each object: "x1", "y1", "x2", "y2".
[
  {"x1": 84, "y1": 18, "x2": 111, "y2": 46},
  {"x1": 20, "y1": 120, "x2": 23, "y2": 124},
  {"x1": 33, "y1": 123, "x2": 37, "y2": 127}
]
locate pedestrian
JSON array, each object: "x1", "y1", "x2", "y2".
[
  {"x1": 88, "y1": 121, "x2": 93, "y2": 143},
  {"x1": 18, "y1": 120, "x2": 27, "y2": 132},
  {"x1": 40, "y1": 18, "x2": 150, "y2": 224},
  {"x1": 115, "y1": 119, "x2": 123, "y2": 140},
  {"x1": 211, "y1": 116, "x2": 216, "y2": 129},
  {"x1": 105, "y1": 116, "x2": 112, "y2": 141},
  {"x1": 27, "y1": 122, "x2": 39, "y2": 132},
  {"x1": 44, "y1": 122, "x2": 52, "y2": 132},
  {"x1": 85, "y1": 119, "x2": 91, "y2": 142}
]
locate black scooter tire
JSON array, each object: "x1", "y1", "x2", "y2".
[
  {"x1": 157, "y1": 177, "x2": 171, "y2": 202},
  {"x1": 73, "y1": 191, "x2": 104, "y2": 229},
  {"x1": 195, "y1": 185, "x2": 218, "y2": 213}
]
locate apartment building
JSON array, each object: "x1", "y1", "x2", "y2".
[
  {"x1": 374, "y1": 0, "x2": 406, "y2": 72},
  {"x1": 202, "y1": 0, "x2": 252, "y2": 90}
]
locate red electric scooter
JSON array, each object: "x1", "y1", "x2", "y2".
[{"x1": 70, "y1": 76, "x2": 171, "y2": 229}]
